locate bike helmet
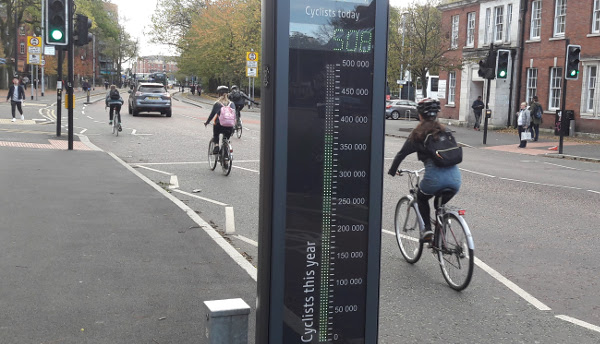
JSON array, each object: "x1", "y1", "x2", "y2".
[
  {"x1": 417, "y1": 98, "x2": 441, "y2": 119},
  {"x1": 231, "y1": 85, "x2": 239, "y2": 91},
  {"x1": 216, "y1": 85, "x2": 229, "y2": 95}
]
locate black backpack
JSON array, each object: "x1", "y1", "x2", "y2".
[
  {"x1": 110, "y1": 90, "x2": 120, "y2": 100},
  {"x1": 229, "y1": 90, "x2": 242, "y2": 102},
  {"x1": 533, "y1": 104, "x2": 543, "y2": 119},
  {"x1": 424, "y1": 130, "x2": 463, "y2": 167}
]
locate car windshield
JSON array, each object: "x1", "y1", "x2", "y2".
[{"x1": 139, "y1": 86, "x2": 166, "y2": 94}]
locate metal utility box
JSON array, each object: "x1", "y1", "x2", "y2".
[{"x1": 203, "y1": 298, "x2": 250, "y2": 344}]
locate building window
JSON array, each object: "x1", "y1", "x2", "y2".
[
  {"x1": 593, "y1": 0, "x2": 600, "y2": 33},
  {"x1": 448, "y1": 72, "x2": 456, "y2": 105},
  {"x1": 20, "y1": 43, "x2": 25, "y2": 54},
  {"x1": 494, "y1": 6, "x2": 504, "y2": 42},
  {"x1": 451, "y1": 15, "x2": 459, "y2": 49},
  {"x1": 553, "y1": 0, "x2": 567, "y2": 37},
  {"x1": 549, "y1": 67, "x2": 563, "y2": 110},
  {"x1": 584, "y1": 65, "x2": 597, "y2": 114},
  {"x1": 526, "y1": 68, "x2": 538, "y2": 104},
  {"x1": 484, "y1": 8, "x2": 492, "y2": 44},
  {"x1": 505, "y1": 4, "x2": 513, "y2": 43},
  {"x1": 530, "y1": 1, "x2": 542, "y2": 39},
  {"x1": 19, "y1": 26, "x2": 25, "y2": 35},
  {"x1": 466, "y1": 12, "x2": 475, "y2": 47}
]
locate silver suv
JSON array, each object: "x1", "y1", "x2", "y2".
[{"x1": 128, "y1": 82, "x2": 172, "y2": 117}]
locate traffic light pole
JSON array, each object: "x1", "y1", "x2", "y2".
[
  {"x1": 67, "y1": 0, "x2": 74, "y2": 150},
  {"x1": 558, "y1": 39, "x2": 569, "y2": 154},
  {"x1": 56, "y1": 48, "x2": 63, "y2": 137},
  {"x1": 483, "y1": 77, "x2": 491, "y2": 145}
]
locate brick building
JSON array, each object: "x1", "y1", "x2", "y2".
[{"x1": 438, "y1": 0, "x2": 600, "y2": 135}]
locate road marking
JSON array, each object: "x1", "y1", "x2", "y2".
[
  {"x1": 173, "y1": 189, "x2": 228, "y2": 206},
  {"x1": 131, "y1": 129, "x2": 153, "y2": 136},
  {"x1": 79, "y1": 129, "x2": 87, "y2": 134},
  {"x1": 588, "y1": 189, "x2": 600, "y2": 194},
  {"x1": 234, "y1": 235, "x2": 258, "y2": 247},
  {"x1": 169, "y1": 175, "x2": 179, "y2": 189},
  {"x1": 225, "y1": 206, "x2": 235, "y2": 234},
  {"x1": 499, "y1": 177, "x2": 582, "y2": 190},
  {"x1": 459, "y1": 168, "x2": 496, "y2": 178},
  {"x1": 135, "y1": 160, "x2": 261, "y2": 166},
  {"x1": 233, "y1": 165, "x2": 259, "y2": 173},
  {"x1": 135, "y1": 165, "x2": 173, "y2": 176},
  {"x1": 544, "y1": 161, "x2": 600, "y2": 174},
  {"x1": 87, "y1": 116, "x2": 93, "y2": 120},
  {"x1": 555, "y1": 315, "x2": 600, "y2": 334}
]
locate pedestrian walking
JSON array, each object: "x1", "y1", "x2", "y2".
[
  {"x1": 471, "y1": 96, "x2": 484, "y2": 131},
  {"x1": 517, "y1": 102, "x2": 531, "y2": 148},
  {"x1": 6, "y1": 77, "x2": 26, "y2": 122},
  {"x1": 529, "y1": 96, "x2": 543, "y2": 141},
  {"x1": 22, "y1": 76, "x2": 29, "y2": 90}
]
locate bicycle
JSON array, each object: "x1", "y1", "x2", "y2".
[
  {"x1": 394, "y1": 168, "x2": 474, "y2": 290},
  {"x1": 111, "y1": 106, "x2": 122, "y2": 136},
  {"x1": 233, "y1": 115, "x2": 243, "y2": 139},
  {"x1": 207, "y1": 134, "x2": 233, "y2": 176}
]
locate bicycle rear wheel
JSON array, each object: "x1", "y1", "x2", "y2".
[
  {"x1": 208, "y1": 140, "x2": 217, "y2": 170},
  {"x1": 221, "y1": 140, "x2": 233, "y2": 176},
  {"x1": 113, "y1": 116, "x2": 118, "y2": 136},
  {"x1": 437, "y1": 213, "x2": 474, "y2": 291},
  {"x1": 394, "y1": 196, "x2": 423, "y2": 263},
  {"x1": 235, "y1": 118, "x2": 243, "y2": 138}
]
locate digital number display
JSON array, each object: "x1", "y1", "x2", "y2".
[{"x1": 283, "y1": 0, "x2": 376, "y2": 342}]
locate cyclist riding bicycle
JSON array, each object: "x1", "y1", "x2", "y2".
[
  {"x1": 228, "y1": 85, "x2": 258, "y2": 120},
  {"x1": 105, "y1": 85, "x2": 124, "y2": 131},
  {"x1": 204, "y1": 85, "x2": 235, "y2": 154},
  {"x1": 387, "y1": 98, "x2": 462, "y2": 242}
]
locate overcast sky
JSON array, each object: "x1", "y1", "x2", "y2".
[{"x1": 109, "y1": 0, "x2": 423, "y2": 57}]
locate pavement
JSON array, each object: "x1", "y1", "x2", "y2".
[{"x1": 0, "y1": 92, "x2": 598, "y2": 342}]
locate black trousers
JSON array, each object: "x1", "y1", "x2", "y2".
[
  {"x1": 11, "y1": 101, "x2": 23, "y2": 118},
  {"x1": 109, "y1": 104, "x2": 121, "y2": 122},
  {"x1": 417, "y1": 190, "x2": 456, "y2": 231},
  {"x1": 212, "y1": 124, "x2": 232, "y2": 144}
]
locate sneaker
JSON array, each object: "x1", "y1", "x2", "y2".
[
  {"x1": 20, "y1": 115, "x2": 24, "y2": 121},
  {"x1": 11, "y1": 118, "x2": 16, "y2": 122},
  {"x1": 118, "y1": 125, "x2": 122, "y2": 132},
  {"x1": 212, "y1": 145, "x2": 220, "y2": 154},
  {"x1": 109, "y1": 120, "x2": 112, "y2": 125},
  {"x1": 420, "y1": 230, "x2": 434, "y2": 242}
]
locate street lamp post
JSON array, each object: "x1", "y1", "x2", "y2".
[{"x1": 399, "y1": 11, "x2": 408, "y2": 99}]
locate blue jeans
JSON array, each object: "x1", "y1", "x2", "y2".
[{"x1": 418, "y1": 161, "x2": 462, "y2": 230}]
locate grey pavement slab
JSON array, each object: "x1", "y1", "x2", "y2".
[{"x1": 0, "y1": 148, "x2": 256, "y2": 343}]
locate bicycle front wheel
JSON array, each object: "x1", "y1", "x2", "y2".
[
  {"x1": 394, "y1": 196, "x2": 423, "y2": 263},
  {"x1": 236, "y1": 119, "x2": 243, "y2": 138},
  {"x1": 437, "y1": 213, "x2": 474, "y2": 291},
  {"x1": 208, "y1": 140, "x2": 217, "y2": 170},
  {"x1": 221, "y1": 141, "x2": 233, "y2": 176}
]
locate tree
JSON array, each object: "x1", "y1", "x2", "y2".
[
  {"x1": 388, "y1": 0, "x2": 462, "y2": 98},
  {"x1": 0, "y1": 0, "x2": 42, "y2": 77},
  {"x1": 148, "y1": 0, "x2": 205, "y2": 51}
]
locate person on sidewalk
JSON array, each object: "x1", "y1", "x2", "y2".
[
  {"x1": 517, "y1": 102, "x2": 531, "y2": 148},
  {"x1": 529, "y1": 96, "x2": 543, "y2": 141},
  {"x1": 471, "y1": 96, "x2": 484, "y2": 131},
  {"x1": 6, "y1": 77, "x2": 26, "y2": 122}
]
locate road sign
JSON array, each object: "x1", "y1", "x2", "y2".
[
  {"x1": 246, "y1": 51, "x2": 259, "y2": 61},
  {"x1": 247, "y1": 60, "x2": 258, "y2": 68},
  {"x1": 44, "y1": 45, "x2": 56, "y2": 55},
  {"x1": 246, "y1": 67, "x2": 257, "y2": 77},
  {"x1": 27, "y1": 36, "x2": 43, "y2": 65}
]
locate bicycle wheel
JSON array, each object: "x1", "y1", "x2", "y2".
[
  {"x1": 394, "y1": 196, "x2": 423, "y2": 263},
  {"x1": 437, "y1": 213, "x2": 474, "y2": 291},
  {"x1": 221, "y1": 140, "x2": 233, "y2": 176},
  {"x1": 112, "y1": 116, "x2": 118, "y2": 135},
  {"x1": 208, "y1": 140, "x2": 217, "y2": 170},
  {"x1": 236, "y1": 118, "x2": 243, "y2": 138}
]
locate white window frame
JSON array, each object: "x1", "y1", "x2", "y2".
[
  {"x1": 549, "y1": 67, "x2": 563, "y2": 110},
  {"x1": 553, "y1": 0, "x2": 567, "y2": 37},
  {"x1": 494, "y1": 6, "x2": 504, "y2": 42},
  {"x1": 19, "y1": 43, "x2": 25, "y2": 55},
  {"x1": 505, "y1": 4, "x2": 513, "y2": 43},
  {"x1": 484, "y1": 8, "x2": 492, "y2": 44},
  {"x1": 526, "y1": 68, "x2": 538, "y2": 104},
  {"x1": 466, "y1": 12, "x2": 475, "y2": 47},
  {"x1": 451, "y1": 15, "x2": 459, "y2": 49},
  {"x1": 583, "y1": 65, "x2": 598, "y2": 117},
  {"x1": 448, "y1": 72, "x2": 456, "y2": 105},
  {"x1": 593, "y1": 0, "x2": 600, "y2": 34},
  {"x1": 530, "y1": 1, "x2": 542, "y2": 39}
]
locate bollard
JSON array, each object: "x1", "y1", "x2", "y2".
[{"x1": 203, "y1": 298, "x2": 250, "y2": 344}]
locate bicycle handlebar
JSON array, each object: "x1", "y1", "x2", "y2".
[{"x1": 397, "y1": 168, "x2": 425, "y2": 176}]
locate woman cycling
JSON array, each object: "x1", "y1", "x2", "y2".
[
  {"x1": 204, "y1": 85, "x2": 235, "y2": 154},
  {"x1": 387, "y1": 99, "x2": 462, "y2": 242}
]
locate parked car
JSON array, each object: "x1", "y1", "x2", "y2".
[
  {"x1": 385, "y1": 99, "x2": 418, "y2": 120},
  {"x1": 128, "y1": 82, "x2": 172, "y2": 117}
]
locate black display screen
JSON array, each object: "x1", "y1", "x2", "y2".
[{"x1": 283, "y1": 0, "x2": 376, "y2": 342}]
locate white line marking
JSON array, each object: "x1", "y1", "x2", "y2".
[
  {"x1": 500, "y1": 177, "x2": 582, "y2": 190},
  {"x1": 173, "y1": 189, "x2": 228, "y2": 206},
  {"x1": 588, "y1": 189, "x2": 600, "y2": 194},
  {"x1": 233, "y1": 165, "x2": 259, "y2": 173},
  {"x1": 234, "y1": 235, "x2": 258, "y2": 247},
  {"x1": 106, "y1": 152, "x2": 257, "y2": 281},
  {"x1": 135, "y1": 165, "x2": 173, "y2": 176},
  {"x1": 544, "y1": 161, "x2": 600, "y2": 174},
  {"x1": 87, "y1": 116, "x2": 93, "y2": 119},
  {"x1": 132, "y1": 129, "x2": 137, "y2": 135},
  {"x1": 459, "y1": 168, "x2": 496, "y2": 178},
  {"x1": 135, "y1": 160, "x2": 261, "y2": 166},
  {"x1": 169, "y1": 175, "x2": 179, "y2": 189},
  {"x1": 555, "y1": 315, "x2": 600, "y2": 333},
  {"x1": 79, "y1": 129, "x2": 87, "y2": 134},
  {"x1": 381, "y1": 228, "x2": 552, "y2": 311}
]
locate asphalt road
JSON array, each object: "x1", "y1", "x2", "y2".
[{"x1": 75, "y1": 94, "x2": 600, "y2": 343}]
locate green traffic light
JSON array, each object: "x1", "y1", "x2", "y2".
[
  {"x1": 570, "y1": 70, "x2": 577, "y2": 77},
  {"x1": 51, "y1": 29, "x2": 64, "y2": 41},
  {"x1": 499, "y1": 71, "x2": 506, "y2": 78}
]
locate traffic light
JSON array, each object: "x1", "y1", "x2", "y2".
[
  {"x1": 477, "y1": 57, "x2": 495, "y2": 79},
  {"x1": 74, "y1": 14, "x2": 92, "y2": 46},
  {"x1": 565, "y1": 44, "x2": 581, "y2": 80},
  {"x1": 45, "y1": 0, "x2": 68, "y2": 46},
  {"x1": 496, "y1": 50, "x2": 510, "y2": 79}
]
